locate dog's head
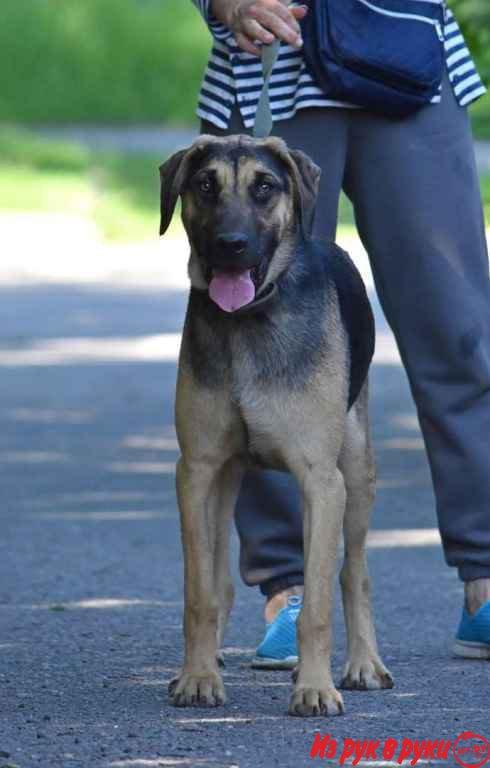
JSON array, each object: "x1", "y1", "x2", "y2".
[{"x1": 159, "y1": 135, "x2": 321, "y2": 312}]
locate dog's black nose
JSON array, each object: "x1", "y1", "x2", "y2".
[{"x1": 216, "y1": 232, "x2": 249, "y2": 256}]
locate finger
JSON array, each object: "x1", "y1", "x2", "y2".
[
  {"x1": 235, "y1": 32, "x2": 262, "y2": 56},
  {"x1": 248, "y1": 7, "x2": 303, "y2": 47},
  {"x1": 249, "y1": 2, "x2": 300, "y2": 34},
  {"x1": 262, "y1": 1, "x2": 302, "y2": 32},
  {"x1": 242, "y1": 17, "x2": 275, "y2": 45},
  {"x1": 291, "y1": 5, "x2": 308, "y2": 20}
]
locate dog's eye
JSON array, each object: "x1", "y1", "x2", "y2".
[
  {"x1": 199, "y1": 178, "x2": 213, "y2": 194},
  {"x1": 259, "y1": 182, "x2": 273, "y2": 194},
  {"x1": 254, "y1": 180, "x2": 275, "y2": 200}
]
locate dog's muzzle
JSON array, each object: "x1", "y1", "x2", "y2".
[{"x1": 207, "y1": 231, "x2": 264, "y2": 313}]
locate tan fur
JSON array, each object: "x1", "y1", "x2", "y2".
[{"x1": 206, "y1": 159, "x2": 236, "y2": 197}]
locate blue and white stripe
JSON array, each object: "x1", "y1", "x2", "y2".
[{"x1": 192, "y1": 1, "x2": 486, "y2": 130}]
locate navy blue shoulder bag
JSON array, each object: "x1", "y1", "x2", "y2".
[{"x1": 300, "y1": 0, "x2": 446, "y2": 117}]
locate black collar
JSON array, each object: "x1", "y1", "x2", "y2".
[{"x1": 231, "y1": 282, "x2": 278, "y2": 316}]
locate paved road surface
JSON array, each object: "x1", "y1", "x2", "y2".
[{"x1": 0, "y1": 257, "x2": 489, "y2": 767}]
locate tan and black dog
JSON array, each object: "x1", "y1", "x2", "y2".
[{"x1": 160, "y1": 134, "x2": 393, "y2": 717}]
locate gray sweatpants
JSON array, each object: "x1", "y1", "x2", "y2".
[{"x1": 201, "y1": 73, "x2": 490, "y2": 590}]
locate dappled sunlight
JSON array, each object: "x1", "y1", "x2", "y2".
[
  {"x1": 0, "y1": 329, "x2": 400, "y2": 368},
  {"x1": 226, "y1": 680, "x2": 290, "y2": 688},
  {"x1": 9, "y1": 407, "x2": 94, "y2": 424},
  {"x1": 107, "y1": 461, "x2": 176, "y2": 475},
  {"x1": 378, "y1": 438, "x2": 425, "y2": 451},
  {"x1": 0, "y1": 212, "x2": 190, "y2": 287},
  {"x1": 109, "y1": 760, "x2": 220, "y2": 768},
  {"x1": 0, "y1": 450, "x2": 68, "y2": 464},
  {"x1": 123, "y1": 435, "x2": 179, "y2": 451},
  {"x1": 392, "y1": 693, "x2": 418, "y2": 698},
  {"x1": 172, "y1": 716, "x2": 281, "y2": 725},
  {"x1": 222, "y1": 646, "x2": 257, "y2": 657},
  {"x1": 391, "y1": 413, "x2": 420, "y2": 431},
  {"x1": 31, "y1": 598, "x2": 181, "y2": 610},
  {"x1": 0, "y1": 333, "x2": 181, "y2": 366},
  {"x1": 373, "y1": 331, "x2": 401, "y2": 366},
  {"x1": 376, "y1": 473, "x2": 429, "y2": 490},
  {"x1": 109, "y1": 760, "x2": 229, "y2": 768},
  {"x1": 128, "y1": 677, "x2": 176, "y2": 688},
  {"x1": 31, "y1": 510, "x2": 174, "y2": 522},
  {"x1": 367, "y1": 528, "x2": 440, "y2": 548},
  {"x1": 24, "y1": 490, "x2": 174, "y2": 507},
  {"x1": 134, "y1": 666, "x2": 183, "y2": 678},
  {"x1": 356, "y1": 762, "x2": 443, "y2": 767}
]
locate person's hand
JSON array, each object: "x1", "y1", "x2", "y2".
[{"x1": 211, "y1": 0, "x2": 308, "y2": 56}]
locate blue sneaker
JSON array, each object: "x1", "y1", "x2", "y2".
[
  {"x1": 251, "y1": 595, "x2": 301, "y2": 669},
  {"x1": 454, "y1": 600, "x2": 490, "y2": 659}
]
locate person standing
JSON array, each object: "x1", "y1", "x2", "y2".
[{"x1": 190, "y1": 0, "x2": 490, "y2": 666}]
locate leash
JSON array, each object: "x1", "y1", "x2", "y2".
[
  {"x1": 210, "y1": 38, "x2": 280, "y2": 315},
  {"x1": 237, "y1": 39, "x2": 280, "y2": 313},
  {"x1": 253, "y1": 39, "x2": 281, "y2": 139}
]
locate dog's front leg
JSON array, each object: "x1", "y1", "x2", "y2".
[
  {"x1": 289, "y1": 466, "x2": 346, "y2": 717},
  {"x1": 169, "y1": 457, "x2": 226, "y2": 708}
]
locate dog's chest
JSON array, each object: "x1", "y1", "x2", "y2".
[{"x1": 228, "y1": 332, "x2": 306, "y2": 469}]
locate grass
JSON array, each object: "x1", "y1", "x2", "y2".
[
  {"x1": 0, "y1": 126, "x2": 169, "y2": 240},
  {"x1": 470, "y1": 96, "x2": 490, "y2": 140},
  {"x1": 0, "y1": 127, "x2": 489, "y2": 242},
  {"x1": 0, "y1": 0, "x2": 210, "y2": 124},
  {"x1": 480, "y1": 175, "x2": 490, "y2": 220}
]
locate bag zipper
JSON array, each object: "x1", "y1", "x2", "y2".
[
  {"x1": 339, "y1": 56, "x2": 435, "y2": 94},
  {"x1": 327, "y1": 0, "x2": 445, "y2": 93},
  {"x1": 355, "y1": 0, "x2": 444, "y2": 40}
]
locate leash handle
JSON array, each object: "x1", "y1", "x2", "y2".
[{"x1": 253, "y1": 39, "x2": 281, "y2": 138}]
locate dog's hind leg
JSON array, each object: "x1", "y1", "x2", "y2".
[
  {"x1": 169, "y1": 456, "x2": 228, "y2": 708},
  {"x1": 211, "y1": 459, "x2": 244, "y2": 665},
  {"x1": 338, "y1": 382, "x2": 394, "y2": 691}
]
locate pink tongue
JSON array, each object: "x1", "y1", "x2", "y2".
[{"x1": 209, "y1": 269, "x2": 256, "y2": 312}]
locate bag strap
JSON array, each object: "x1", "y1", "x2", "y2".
[{"x1": 253, "y1": 39, "x2": 281, "y2": 138}]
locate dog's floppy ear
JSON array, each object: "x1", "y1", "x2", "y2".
[
  {"x1": 159, "y1": 136, "x2": 220, "y2": 236},
  {"x1": 159, "y1": 149, "x2": 188, "y2": 237},
  {"x1": 263, "y1": 138, "x2": 321, "y2": 239},
  {"x1": 287, "y1": 149, "x2": 321, "y2": 239}
]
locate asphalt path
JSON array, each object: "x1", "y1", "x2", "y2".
[{"x1": 0, "y1": 279, "x2": 488, "y2": 768}]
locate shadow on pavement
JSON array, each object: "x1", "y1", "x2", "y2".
[{"x1": 0, "y1": 283, "x2": 484, "y2": 768}]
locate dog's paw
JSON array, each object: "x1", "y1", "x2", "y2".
[
  {"x1": 288, "y1": 686, "x2": 344, "y2": 717},
  {"x1": 168, "y1": 670, "x2": 226, "y2": 708},
  {"x1": 340, "y1": 657, "x2": 394, "y2": 691}
]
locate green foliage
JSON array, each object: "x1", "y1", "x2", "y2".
[
  {"x1": 480, "y1": 174, "x2": 490, "y2": 220},
  {"x1": 470, "y1": 96, "x2": 490, "y2": 140},
  {"x1": 0, "y1": 126, "x2": 165, "y2": 240},
  {"x1": 449, "y1": 0, "x2": 490, "y2": 137},
  {"x1": 0, "y1": 127, "x2": 90, "y2": 171},
  {"x1": 0, "y1": 0, "x2": 210, "y2": 124},
  {"x1": 0, "y1": 0, "x2": 489, "y2": 131},
  {"x1": 450, "y1": 0, "x2": 490, "y2": 80}
]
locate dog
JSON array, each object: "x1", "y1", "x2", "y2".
[{"x1": 159, "y1": 134, "x2": 393, "y2": 717}]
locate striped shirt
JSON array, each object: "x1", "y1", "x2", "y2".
[{"x1": 192, "y1": 0, "x2": 486, "y2": 130}]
